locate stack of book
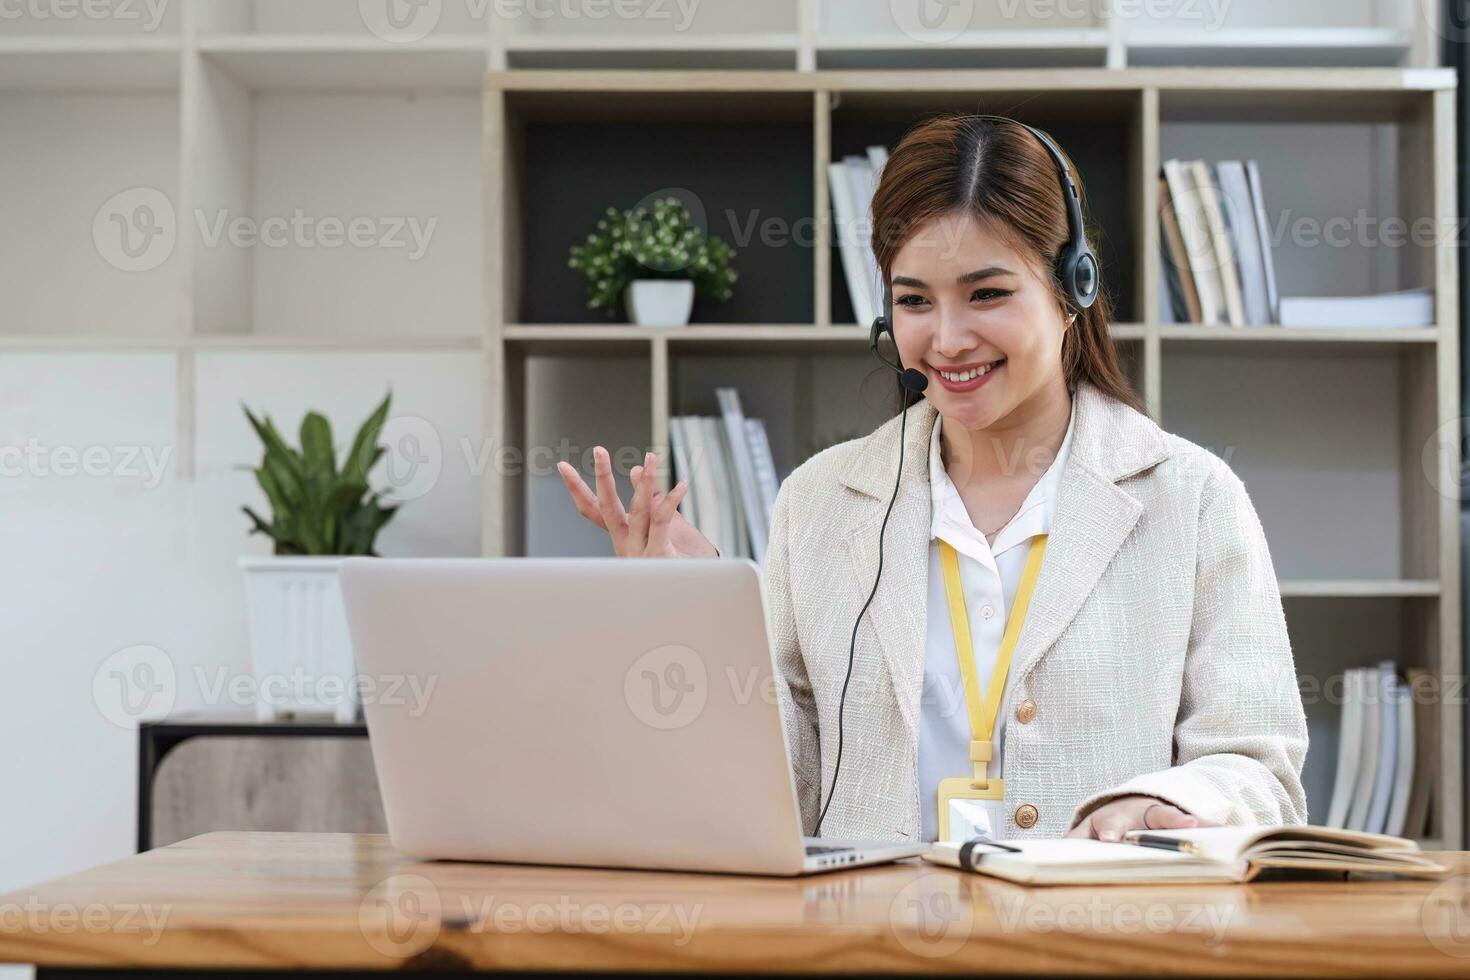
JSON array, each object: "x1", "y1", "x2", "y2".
[
  {"x1": 1323, "y1": 663, "x2": 1437, "y2": 839},
  {"x1": 829, "y1": 146, "x2": 889, "y2": 325},
  {"x1": 1158, "y1": 159, "x2": 1432, "y2": 329},
  {"x1": 667, "y1": 387, "x2": 779, "y2": 564}
]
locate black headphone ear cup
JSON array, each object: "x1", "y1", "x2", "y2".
[{"x1": 1056, "y1": 245, "x2": 1100, "y2": 310}]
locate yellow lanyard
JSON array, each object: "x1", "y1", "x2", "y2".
[{"x1": 937, "y1": 533, "x2": 1047, "y2": 783}]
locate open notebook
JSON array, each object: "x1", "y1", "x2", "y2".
[{"x1": 925, "y1": 826, "x2": 1448, "y2": 885}]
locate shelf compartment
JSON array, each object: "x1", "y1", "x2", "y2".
[
  {"x1": 828, "y1": 88, "x2": 1145, "y2": 324},
  {"x1": 198, "y1": 36, "x2": 487, "y2": 93},
  {"x1": 502, "y1": 87, "x2": 814, "y2": 327},
  {"x1": 1, "y1": 89, "x2": 182, "y2": 337},
  {"x1": 514, "y1": 351, "x2": 653, "y2": 557},
  {"x1": 1156, "y1": 88, "x2": 1445, "y2": 333},
  {"x1": 1160, "y1": 344, "x2": 1441, "y2": 582},
  {"x1": 189, "y1": 56, "x2": 483, "y2": 339},
  {"x1": 1284, "y1": 593, "x2": 1444, "y2": 842},
  {"x1": 670, "y1": 348, "x2": 893, "y2": 484}
]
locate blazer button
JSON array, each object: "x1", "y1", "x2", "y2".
[
  {"x1": 1014, "y1": 804, "x2": 1039, "y2": 829},
  {"x1": 1015, "y1": 698, "x2": 1037, "y2": 724}
]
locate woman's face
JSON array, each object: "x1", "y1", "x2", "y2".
[{"x1": 889, "y1": 209, "x2": 1069, "y2": 432}]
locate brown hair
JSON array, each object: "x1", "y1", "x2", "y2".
[{"x1": 869, "y1": 113, "x2": 1142, "y2": 414}]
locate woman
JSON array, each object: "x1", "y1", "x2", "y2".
[{"x1": 557, "y1": 114, "x2": 1308, "y2": 844}]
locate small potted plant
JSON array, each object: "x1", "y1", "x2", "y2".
[
  {"x1": 568, "y1": 196, "x2": 737, "y2": 326},
  {"x1": 238, "y1": 393, "x2": 397, "y2": 722}
]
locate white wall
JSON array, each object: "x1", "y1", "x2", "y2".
[{"x1": 0, "y1": 351, "x2": 481, "y2": 907}]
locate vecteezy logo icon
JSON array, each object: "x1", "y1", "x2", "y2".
[
  {"x1": 93, "y1": 187, "x2": 177, "y2": 273},
  {"x1": 358, "y1": 0, "x2": 442, "y2": 43},
  {"x1": 889, "y1": 873, "x2": 973, "y2": 958},
  {"x1": 378, "y1": 414, "x2": 442, "y2": 502},
  {"x1": 1422, "y1": 874, "x2": 1470, "y2": 957},
  {"x1": 890, "y1": 0, "x2": 973, "y2": 44},
  {"x1": 92, "y1": 644, "x2": 177, "y2": 728},
  {"x1": 358, "y1": 873, "x2": 442, "y2": 959},
  {"x1": 624, "y1": 644, "x2": 707, "y2": 730}
]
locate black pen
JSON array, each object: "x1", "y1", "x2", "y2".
[{"x1": 1125, "y1": 833, "x2": 1201, "y2": 856}]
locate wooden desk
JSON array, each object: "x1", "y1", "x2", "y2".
[{"x1": 2, "y1": 832, "x2": 1469, "y2": 977}]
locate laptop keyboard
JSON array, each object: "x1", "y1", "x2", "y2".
[{"x1": 804, "y1": 845, "x2": 855, "y2": 855}]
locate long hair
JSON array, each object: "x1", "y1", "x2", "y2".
[{"x1": 868, "y1": 114, "x2": 1142, "y2": 414}]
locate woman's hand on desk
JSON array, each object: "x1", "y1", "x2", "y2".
[
  {"x1": 1065, "y1": 794, "x2": 1210, "y2": 842},
  {"x1": 556, "y1": 447, "x2": 719, "y2": 559}
]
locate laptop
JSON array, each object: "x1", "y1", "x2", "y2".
[{"x1": 338, "y1": 557, "x2": 924, "y2": 876}]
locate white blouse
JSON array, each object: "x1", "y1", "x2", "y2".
[{"x1": 918, "y1": 393, "x2": 1077, "y2": 841}]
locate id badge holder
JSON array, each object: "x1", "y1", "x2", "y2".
[{"x1": 936, "y1": 775, "x2": 1004, "y2": 843}]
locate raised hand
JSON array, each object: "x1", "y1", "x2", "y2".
[{"x1": 556, "y1": 447, "x2": 718, "y2": 559}]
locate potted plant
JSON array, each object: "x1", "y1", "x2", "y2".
[
  {"x1": 238, "y1": 393, "x2": 397, "y2": 722},
  {"x1": 568, "y1": 196, "x2": 737, "y2": 326}
]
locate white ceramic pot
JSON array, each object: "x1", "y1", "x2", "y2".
[
  {"x1": 239, "y1": 556, "x2": 358, "y2": 723},
  {"x1": 624, "y1": 279, "x2": 695, "y2": 327}
]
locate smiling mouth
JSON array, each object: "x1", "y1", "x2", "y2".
[{"x1": 934, "y1": 359, "x2": 1005, "y2": 383}]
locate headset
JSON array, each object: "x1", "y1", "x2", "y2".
[{"x1": 812, "y1": 115, "x2": 1096, "y2": 838}]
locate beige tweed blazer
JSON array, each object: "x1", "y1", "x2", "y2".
[{"x1": 763, "y1": 380, "x2": 1309, "y2": 841}]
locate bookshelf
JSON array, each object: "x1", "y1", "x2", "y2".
[
  {"x1": 486, "y1": 67, "x2": 1462, "y2": 849},
  {"x1": 0, "y1": 0, "x2": 1459, "y2": 848}
]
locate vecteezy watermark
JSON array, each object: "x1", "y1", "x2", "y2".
[
  {"x1": 92, "y1": 644, "x2": 440, "y2": 729},
  {"x1": 1421, "y1": 874, "x2": 1470, "y2": 957},
  {"x1": 0, "y1": 438, "x2": 172, "y2": 487},
  {"x1": 988, "y1": 892, "x2": 1234, "y2": 946},
  {"x1": 93, "y1": 644, "x2": 177, "y2": 728},
  {"x1": 357, "y1": 0, "x2": 703, "y2": 43},
  {"x1": 194, "y1": 210, "x2": 437, "y2": 262},
  {"x1": 358, "y1": 0, "x2": 443, "y2": 43},
  {"x1": 0, "y1": 897, "x2": 172, "y2": 948},
  {"x1": 93, "y1": 188, "x2": 440, "y2": 273},
  {"x1": 359, "y1": 873, "x2": 443, "y2": 959},
  {"x1": 888, "y1": 872, "x2": 974, "y2": 958},
  {"x1": 453, "y1": 894, "x2": 702, "y2": 945},
  {"x1": 997, "y1": 0, "x2": 1230, "y2": 30},
  {"x1": 93, "y1": 187, "x2": 177, "y2": 274},
  {"x1": 379, "y1": 414, "x2": 443, "y2": 503},
  {"x1": 193, "y1": 665, "x2": 440, "y2": 718},
  {"x1": 624, "y1": 644, "x2": 707, "y2": 730},
  {"x1": 356, "y1": 873, "x2": 703, "y2": 958},
  {"x1": 889, "y1": 0, "x2": 972, "y2": 43},
  {"x1": 0, "y1": 0, "x2": 170, "y2": 31}
]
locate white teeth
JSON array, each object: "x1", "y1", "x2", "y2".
[{"x1": 938, "y1": 361, "x2": 1002, "y2": 382}]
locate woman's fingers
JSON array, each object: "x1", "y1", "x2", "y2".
[
  {"x1": 591, "y1": 446, "x2": 628, "y2": 545},
  {"x1": 626, "y1": 452, "x2": 655, "y2": 549},
  {"x1": 1143, "y1": 803, "x2": 1198, "y2": 830},
  {"x1": 1091, "y1": 809, "x2": 1134, "y2": 842},
  {"x1": 555, "y1": 461, "x2": 608, "y2": 530},
  {"x1": 645, "y1": 481, "x2": 689, "y2": 556}
]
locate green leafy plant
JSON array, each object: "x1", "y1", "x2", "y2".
[
  {"x1": 241, "y1": 393, "x2": 398, "y2": 556},
  {"x1": 568, "y1": 196, "x2": 737, "y2": 318}
]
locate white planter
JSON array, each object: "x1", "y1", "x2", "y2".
[
  {"x1": 239, "y1": 556, "x2": 358, "y2": 723},
  {"x1": 624, "y1": 278, "x2": 695, "y2": 327}
]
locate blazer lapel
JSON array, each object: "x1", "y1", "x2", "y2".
[
  {"x1": 1007, "y1": 382, "x2": 1172, "y2": 684},
  {"x1": 839, "y1": 397, "x2": 938, "y2": 745}
]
